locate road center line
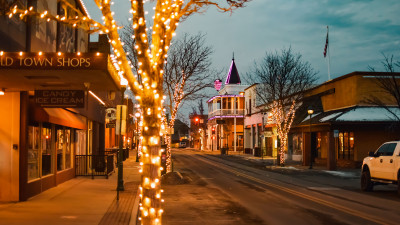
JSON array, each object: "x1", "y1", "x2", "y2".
[{"x1": 194, "y1": 154, "x2": 394, "y2": 225}]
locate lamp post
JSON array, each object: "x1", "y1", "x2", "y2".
[
  {"x1": 135, "y1": 112, "x2": 141, "y2": 162},
  {"x1": 117, "y1": 78, "x2": 128, "y2": 198},
  {"x1": 308, "y1": 107, "x2": 314, "y2": 169}
]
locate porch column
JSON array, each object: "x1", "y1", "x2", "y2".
[{"x1": 234, "y1": 117, "x2": 237, "y2": 152}]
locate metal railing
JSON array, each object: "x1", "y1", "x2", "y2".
[
  {"x1": 105, "y1": 148, "x2": 129, "y2": 161},
  {"x1": 75, "y1": 154, "x2": 115, "y2": 178}
]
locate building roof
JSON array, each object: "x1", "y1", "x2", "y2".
[
  {"x1": 297, "y1": 106, "x2": 400, "y2": 126},
  {"x1": 306, "y1": 71, "x2": 400, "y2": 94},
  {"x1": 225, "y1": 59, "x2": 241, "y2": 85}
]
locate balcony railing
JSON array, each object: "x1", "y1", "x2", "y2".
[{"x1": 209, "y1": 109, "x2": 244, "y2": 118}]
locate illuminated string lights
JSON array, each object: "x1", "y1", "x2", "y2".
[
  {"x1": 270, "y1": 100, "x2": 296, "y2": 166},
  {"x1": 164, "y1": 73, "x2": 186, "y2": 172},
  {"x1": 6, "y1": 0, "x2": 250, "y2": 224}
]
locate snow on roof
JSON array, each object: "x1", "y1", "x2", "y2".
[
  {"x1": 319, "y1": 112, "x2": 342, "y2": 122},
  {"x1": 336, "y1": 107, "x2": 400, "y2": 122},
  {"x1": 301, "y1": 112, "x2": 320, "y2": 123}
]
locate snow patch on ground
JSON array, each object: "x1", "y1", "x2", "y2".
[
  {"x1": 272, "y1": 166, "x2": 299, "y2": 170},
  {"x1": 323, "y1": 170, "x2": 358, "y2": 178}
]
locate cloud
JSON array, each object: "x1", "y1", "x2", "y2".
[{"x1": 83, "y1": 0, "x2": 400, "y2": 83}]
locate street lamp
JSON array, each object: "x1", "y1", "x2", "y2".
[
  {"x1": 135, "y1": 112, "x2": 141, "y2": 162},
  {"x1": 308, "y1": 107, "x2": 314, "y2": 169}
]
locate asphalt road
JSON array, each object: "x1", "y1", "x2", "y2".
[{"x1": 162, "y1": 149, "x2": 400, "y2": 225}]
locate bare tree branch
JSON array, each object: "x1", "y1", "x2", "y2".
[
  {"x1": 366, "y1": 52, "x2": 400, "y2": 124},
  {"x1": 248, "y1": 47, "x2": 318, "y2": 165}
]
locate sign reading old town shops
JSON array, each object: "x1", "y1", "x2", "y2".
[
  {"x1": 0, "y1": 52, "x2": 107, "y2": 70},
  {"x1": 35, "y1": 90, "x2": 85, "y2": 108}
]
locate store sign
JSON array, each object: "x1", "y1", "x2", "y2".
[
  {"x1": 0, "y1": 52, "x2": 107, "y2": 70},
  {"x1": 264, "y1": 131, "x2": 273, "y2": 137},
  {"x1": 333, "y1": 130, "x2": 339, "y2": 138},
  {"x1": 106, "y1": 108, "x2": 117, "y2": 121},
  {"x1": 34, "y1": 90, "x2": 85, "y2": 108},
  {"x1": 106, "y1": 123, "x2": 116, "y2": 128}
]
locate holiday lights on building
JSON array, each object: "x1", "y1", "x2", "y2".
[{"x1": 7, "y1": 0, "x2": 249, "y2": 224}]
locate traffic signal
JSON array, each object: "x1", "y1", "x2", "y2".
[{"x1": 212, "y1": 127, "x2": 215, "y2": 134}]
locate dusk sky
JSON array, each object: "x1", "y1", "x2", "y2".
[{"x1": 83, "y1": 0, "x2": 400, "y2": 84}]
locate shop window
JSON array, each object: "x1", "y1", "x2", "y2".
[
  {"x1": 338, "y1": 131, "x2": 354, "y2": 160},
  {"x1": 56, "y1": 128, "x2": 64, "y2": 171},
  {"x1": 76, "y1": 130, "x2": 86, "y2": 155},
  {"x1": 227, "y1": 98, "x2": 232, "y2": 109},
  {"x1": 41, "y1": 125, "x2": 52, "y2": 176},
  {"x1": 317, "y1": 132, "x2": 321, "y2": 158},
  {"x1": 292, "y1": 134, "x2": 303, "y2": 155},
  {"x1": 65, "y1": 129, "x2": 72, "y2": 169},
  {"x1": 28, "y1": 125, "x2": 40, "y2": 181}
]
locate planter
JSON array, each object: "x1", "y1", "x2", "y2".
[{"x1": 292, "y1": 154, "x2": 302, "y2": 161}]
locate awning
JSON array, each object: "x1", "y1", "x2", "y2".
[
  {"x1": 0, "y1": 52, "x2": 121, "y2": 92},
  {"x1": 32, "y1": 107, "x2": 87, "y2": 130}
]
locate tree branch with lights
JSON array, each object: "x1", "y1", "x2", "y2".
[
  {"x1": 248, "y1": 47, "x2": 318, "y2": 166},
  {"x1": 7, "y1": 0, "x2": 250, "y2": 224}
]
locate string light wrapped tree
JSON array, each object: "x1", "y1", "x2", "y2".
[
  {"x1": 248, "y1": 47, "x2": 318, "y2": 166},
  {"x1": 163, "y1": 33, "x2": 217, "y2": 172},
  {"x1": 121, "y1": 31, "x2": 217, "y2": 172},
  {"x1": 7, "y1": 0, "x2": 249, "y2": 224}
]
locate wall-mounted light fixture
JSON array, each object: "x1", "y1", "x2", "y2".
[{"x1": 0, "y1": 88, "x2": 5, "y2": 95}]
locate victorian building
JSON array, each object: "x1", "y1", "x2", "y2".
[{"x1": 206, "y1": 57, "x2": 248, "y2": 152}]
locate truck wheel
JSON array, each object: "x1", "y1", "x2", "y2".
[
  {"x1": 361, "y1": 170, "x2": 374, "y2": 192},
  {"x1": 398, "y1": 174, "x2": 400, "y2": 196}
]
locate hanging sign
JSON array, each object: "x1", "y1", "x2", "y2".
[
  {"x1": 116, "y1": 105, "x2": 127, "y2": 135},
  {"x1": 214, "y1": 79, "x2": 222, "y2": 91},
  {"x1": 34, "y1": 90, "x2": 85, "y2": 108},
  {"x1": 333, "y1": 130, "x2": 339, "y2": 138},
  {"x1": 0, "y1": 52, "x2": 107, "y2": 70}
]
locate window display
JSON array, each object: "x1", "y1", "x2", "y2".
[
  {"x1": 65, "y1": 129, "x2": 71, "y2": 169},
  {"x1": 41, "y1": 126, "x2": 52, "y2": 176},
  {"x1": 338, "y1": 131, "x2": 354, "y2": 160},
  {"x1": 56, "y1": 128, "x2": 64, "y2": 171},
  {"x1": 28, "y1": 125, "x2": 40, "y2": 181}
]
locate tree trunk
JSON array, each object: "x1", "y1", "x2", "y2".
[
  {"x1": 140, "y1": 93, "x2": 162, "y2": 224},
  {"x1": 279, "y1": 135, "x2": 288, "y2": 166}
]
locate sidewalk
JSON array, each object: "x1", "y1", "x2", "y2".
[
  {"x1": 0, "y1": 148, "x2": 361, "y2": 225},
  {"x1": 0, "y1": 152, "x2": 141, "y2": 225}
]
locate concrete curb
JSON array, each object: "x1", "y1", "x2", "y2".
[{"x1": 129, "y1": 186, "x2": 141, "y2": 225}]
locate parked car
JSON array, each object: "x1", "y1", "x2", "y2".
[
  {"x1": 179, "y1": 141, "x2": 187, "y2": 148},
  {"x1": 361, "y1": 141, "x2": 400, "y2": 194}
]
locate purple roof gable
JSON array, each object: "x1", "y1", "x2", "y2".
[{"x1": 225, "y1": 59, "x2": 241, "y2": 84}]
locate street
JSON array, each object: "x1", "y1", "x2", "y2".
[{"x1": 162, "y1": 149, "x2": 400, "y2": 225}]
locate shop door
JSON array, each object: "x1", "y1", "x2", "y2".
[
  {"x1": 266, "y1": 137, "x2": 273, "y2": 156},
  {"x1": 311, "y1": 132, "x2": 317, "y2": 161}
]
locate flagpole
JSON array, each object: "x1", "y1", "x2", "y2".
[{"x1": 327, "y1": 26, "x2": 331, "y2": 80}]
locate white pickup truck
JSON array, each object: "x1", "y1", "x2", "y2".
[{"x1": 361, "y1": 141, "x2": 400, "y2": 193}]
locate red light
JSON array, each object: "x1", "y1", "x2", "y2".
[
  {"x1": 195, "y1": 118, "x2": 199, "y2": 122},
  {"x1": 212, "y1": 127, "x2": 215, "y2": 131}
]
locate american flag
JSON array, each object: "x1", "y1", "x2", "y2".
[{"x1": 323, "y1": 27, "x2": 329, "y2": 57}]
